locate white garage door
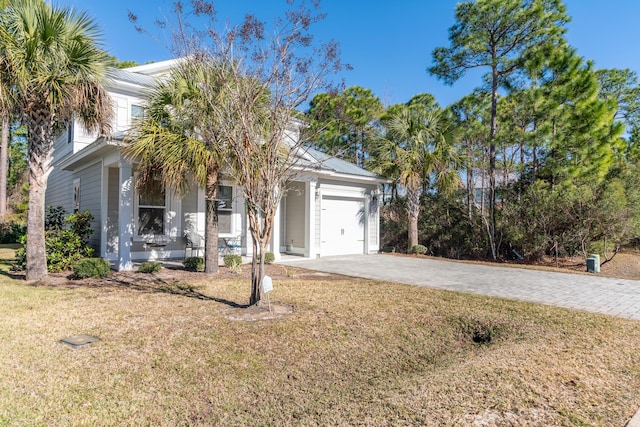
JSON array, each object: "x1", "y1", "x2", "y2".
[{"x1": 321, "y1": 197, "x2": 365, "y2": 256}]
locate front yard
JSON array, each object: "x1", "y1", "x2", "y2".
[{"x1": 2, "y1": 247, "x2": 640, "y2": 425}]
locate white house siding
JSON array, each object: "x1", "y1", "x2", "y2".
[
  {"x1": 46, "y1": 133, "x2": 75, "y2": 211},
  {"x1": 74, "y1": 160, "x2": 103, "y2": 251},
  {"x1": 53, "y1": 126, "x2": 74, "y2": 160},
  {"x1": 111, "y1": 94, "x2": 144, "y2": 132},
  {"x1": 45, "y1": 166, "x2": 74, "y2": 213},
  {"x1": 181, "y1": 181, "x2": 199, "y2": 236},
  {"x1": 68, "y1": 90, "x2": 145, "y2": 154},
  {"x1": 284, "y1": 182, "x2": 306, "y2": 253}
]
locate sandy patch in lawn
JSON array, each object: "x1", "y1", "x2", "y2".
[{"x1": 224, "y1": 302, "x2": 294, "y2": 321}]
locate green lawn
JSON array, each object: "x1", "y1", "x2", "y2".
[{"x1": 1, "y1": 247, "x2": 640, "y2": 425}]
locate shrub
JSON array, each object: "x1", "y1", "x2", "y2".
[
  {"x1": 138, "y1": 261, "x2": 162, "y2": 273},
  {"x1": 223, "y1": 254, "x2": 242, "y2": 267},
  {"x1": 261, "y1": 252, "x2": 275, "y2": 264},
  {"x1": 73, "y1": 258, "x2": 111, "y2": 279},
  {"x1": 409, "y1": 244, "x2": 427, "y2": 255},
  {"x1": 0, "y1": 221, "x2": 26, "y2": 244},
  {"x1": 223, "y1": 254, "x2": 242, "y2": 273},
  {"x1": 14, "y1": 209, "x2": 96, "y2": 272},
  {"x1": 45, "y1": 205, "x2": 66, "y2": 231},
  {"x1": 183, "y1": 257, "x2": 204, "y2": 272}
]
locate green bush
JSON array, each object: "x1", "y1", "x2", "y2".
[
  {"x1": 409, "y1": 244, "x2": 428, "y2": 255},
  {"x1": 0, "y1": 221, "x2": 26, "y2": 244},
  {"x1": 223, "y1": 254, "x2": 242, "y2": 268},
  {"x1": 14, "y1": 209, "x2": 96, "y2": 272},
  {"x1": 223, "y1": 254, "x2": 242, "y2": 273},
  {"x1": 260, "y1": 252, "x2": 275, "y2": 264},
  {"x1": 183, "y1": 257, "x2": 204, "y2": 272},
  {"x1": 73, "y1": 258, "x2": 111, "y2": 279},
  {"x1": 138, "y1": 261, "x2": 162, "y2": 273},
  {"x1": 45, "y1": 205, "x2": 66, "y2": 231}
]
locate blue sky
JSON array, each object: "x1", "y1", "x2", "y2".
[{"x1": 60, "y1": 0, "x2": 640, "y2": 108}]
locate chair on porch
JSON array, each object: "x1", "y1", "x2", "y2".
[
  {"x1": 184, "y1": 233, "x2": 205, "y2": 260},
  {"x1": 218, "y1": 236, "x2": 242, "y2": 255}
]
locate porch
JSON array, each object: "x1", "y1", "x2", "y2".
[{"x1": 100, "y1": 159, "x2": 318, "y2": 271}]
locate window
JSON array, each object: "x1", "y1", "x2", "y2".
[
  {"x1": 138, "y1": 178, "x2": 166, "y2": 235},
  {"x1": 217, "y1": 185, "x2": 233, "y2": 234},
  {"x1": 131, "y1": 104, "x2": 144, "y2": 121},
  {"x1": 67, "y1": 122, "x2": 74, "y2": 144},
  {"x1": 73, "y1": 179, "x2": 80, "y2": 213}
]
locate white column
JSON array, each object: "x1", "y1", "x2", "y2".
[
  {"x1": 305, "y1": 180, "x2": 317, "y2": 258},
  {"x1": 196, "y1": 185, "x2": 205, "y2": 237},
  {"x1": 118, "y1": 162, "x2": 133, "y2": 271},
  {"x1": 271, "y1": 199, "x2": 282, "y2": 259},
  {"x1": 364, "y1": 195, "x2": 370, "y2": 254},
  {"x1": 100, "y1": 164, "x2": 108, "y2": 259}
]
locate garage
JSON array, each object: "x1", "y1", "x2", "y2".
[{"x1": 320, "y1": 196, "x2": 365, "y2": 256}]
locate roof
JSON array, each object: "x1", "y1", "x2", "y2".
[
  {"x1": 108, "y1": 68, "x2": 156, "y2": 89},
  {"x1": 105, "y1": 58, "x2": 184, "y2": 91},
  {"x1": 59, "y1": 136, "x2": 123, "y2": 171},
  {"x1": 302, "y1": 146, "x2": 380, "y2": 179},
  {"x1": 63, "y1": 134, "x2": 387, "y2": 185},
  {"x1": 123, "y1": 59, "x2": 183, "y2": 76}
]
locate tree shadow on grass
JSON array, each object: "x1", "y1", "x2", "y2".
[
  {"x1": 0, "y1": 259, "x2": 25, "y2": 280},
  {"x1": 21, "y1": 271, "x2": 249, "y2": 309},
  {"x1": 119, "y1": 277, "x2": 249, "y2": 309}
]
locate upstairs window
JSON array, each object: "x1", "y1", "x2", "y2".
[
  {"x1": 67, "y1": 122, "x2": 74, "y2": 144},
  {"x1": 131, "y1": 104, "x2": 144, "y2": 122}
]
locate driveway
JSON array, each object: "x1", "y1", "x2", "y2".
[{"x1": 279, "y1": 254, "x2": 640, "y2": 320}]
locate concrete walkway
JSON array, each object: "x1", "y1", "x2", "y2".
[{"x1": 279, "y1": 254, "x2": 640, "y2": 320}]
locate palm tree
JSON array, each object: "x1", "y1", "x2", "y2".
[
  {"x1": 372, "y1": 105, "x2": 460, "y2": 251},
  {"x1": 0, "y1": 57, "x2": 12, "y2": 219},
  {"x1": 123, "y1": 66, "x2": 224, "y2": 274},
  {"x1": 0, "y1": 0, "x2": 112, "y2": 280},
  {"x1": 0, "y1": 0, "x2": 14, "y2": 218}
]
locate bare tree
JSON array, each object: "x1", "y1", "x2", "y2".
[{"x1": 135, "y1": 0, "x2": 348, "y2": 305}]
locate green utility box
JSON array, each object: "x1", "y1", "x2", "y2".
[{"x1": 586, "y1": 254, "x2": 600, "y2": 273}]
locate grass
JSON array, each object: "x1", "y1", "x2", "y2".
[{"x1": 1, "y1": 247, "x2": 640, "y2": 425}]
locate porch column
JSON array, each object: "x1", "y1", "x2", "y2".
[
  {"x1": 364, "y1": 195, "x2": 370, "y2": 255},
  {"x1": 271, "y1": 199, "x2": 282, "y2": 260},
  {"x1": 118, "y1": 162, "x2": 134, "y2": 271},
  {"x1": 304, "y1": 180, "x2": 317, "y2": 258}
]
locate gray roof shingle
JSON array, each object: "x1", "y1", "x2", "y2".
[
  {"x1": 108, "y1": 68, "x2": 156, "y2": 88},
  {"x1": 300, "y1": 146, "x2": 380, "y2": 179}
]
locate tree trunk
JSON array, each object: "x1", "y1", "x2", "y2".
[
  {"x1": 248, "y1": 207, "x2": 268, "y2": 306},
  {"x1": 25, "y1": 109, "x2": 54, "y2": 281},
  {"x1": 204, "y1": 172, "x2": 219, "y2": 274},
  {"x1": 488, "y1": 63, "x2": 499, "y2": 260},
  {"x1": 248, "y1": 207, "x2": 261, "y2": 305},
  {"x1": 406, "y1": 186, "x2": 420, "y2": 251},
  {"x1": 466, "y1": 139, "x2": 474, "y2": 221},
  {"x1": 250, "y1": 242, "x2": 266, "y2": 306},
  {"x1": 0, "y1": 111, "x2": 8, "y2": 218},
  {"x1": 519, "y1": 131, "x2": 525, "y2": 181},
  {"x1": 532, "y1": 119, "x2": 538, "y2": 181},
  {"x1": 250, "y1": 235, "x2": 259, "y2": 304}
]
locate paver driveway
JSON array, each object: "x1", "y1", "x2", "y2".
[{"x1": 279, "y1": 254, "x2": 640, "y2": 320}]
